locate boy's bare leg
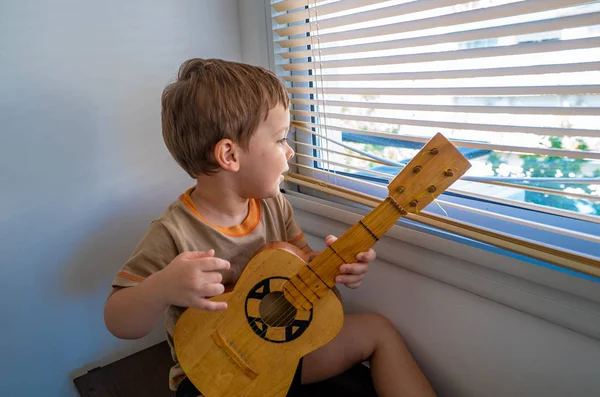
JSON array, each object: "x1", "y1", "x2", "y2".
[{"x1": 302, "y1": 313, "x2": 436, "y2": 397}]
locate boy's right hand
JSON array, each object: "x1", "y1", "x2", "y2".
[{"x1": 154, "y1": 249, "x2": 230, "y2": 311}]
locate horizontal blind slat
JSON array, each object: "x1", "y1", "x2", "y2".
[
  {"x1": 289, "y1": 98, "x2": 600, "y2": 116},
  {"x1": 292, "y1": 148, "x2": 600, "y2": 201},
  {"x1": 287, "y1": 168, "x2": 600, "y2": 224},
  {"x1": 291, "y1": 121, "x2": 600, "y2": 159},
  {"x1": 277, "y1": 12, "x2": 600, "y2": 59},
  {"x1": 275, "y1": 0, "x2": 591, "y2": 46},
  {"x1": 282, "y1": 62, "x2": 600, "y2": 82},
  {"x1": 280, "y1": 37, "x2": 600, "y2": 70},
  {"x1": 272, "y1": 0, "x2": 326, "y2": 13},
  {"x1": 275, "y1": 0, "x2": 471, "y2": 37},
  {"x1": 291, "y1": 109, "x2": 600, "y2": 137},
  {"x1": 287, "y1": 84, "x2": 600, "y2": 97},
  {"x1": 274, "y1": 0, "x2": 399, "y2": 25}
]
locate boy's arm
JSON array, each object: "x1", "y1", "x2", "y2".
[
  {"x1": 105, "y1": 222, "x2": 179, "y2": 339},
  {"x1": 104, "y1": 273, "x2": 170, "y2": 339},
  {"x1": 105, "y1": 250, "x2": 230, "y2": 340}
]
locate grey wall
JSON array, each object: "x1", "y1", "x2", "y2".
[
  {"x1": 239, "y1": 0, "x2": 272, "y2": 70},
  {"x1": 0, "y1": 1, "x2": 242, "y2": 396}
]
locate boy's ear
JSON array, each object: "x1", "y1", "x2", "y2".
[{"x1": 214, "y1": 138, "x2": 241, "y2": 172}]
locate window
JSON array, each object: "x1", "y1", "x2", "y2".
[{"x1": 270, "y1": 0, "x2": 600, "y2": 279}]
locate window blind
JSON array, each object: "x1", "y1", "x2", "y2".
[{"x1": 269, "y1": 0, "x2": 600, "y2": 278}]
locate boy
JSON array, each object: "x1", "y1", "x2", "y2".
[{"x1": 104, "y1": 58, "x2": 435, "y2": 397}]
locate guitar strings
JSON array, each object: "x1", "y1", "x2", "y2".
[
  {"x1": 231, "y1": 276, "x2": 313, "y2": 364},
  {"x1": 432, "y1": 194, "x2": 449, "y2": 217}
]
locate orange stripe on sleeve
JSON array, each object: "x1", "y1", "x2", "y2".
[
  {"x1": 117, "y1": 271, "x2": 145, "y2": 283},
  {"x1": 288, "y1": 232, "x2": 305, "y2": 245}
]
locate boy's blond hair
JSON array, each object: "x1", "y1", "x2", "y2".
[{"x1": 161, "y1": 58, "x2": 289, "y2": 178}]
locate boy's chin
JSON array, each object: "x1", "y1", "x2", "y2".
[
  {"x1": 250, "y1": 185, "x2": 281, "y2": 199},
  {"x1": 270, "y1": 182, "x2": 285, "y2": 197}
]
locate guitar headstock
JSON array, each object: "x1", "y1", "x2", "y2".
[{"x1": 387, "y1": 133, "x2": 471, "y2": 214}]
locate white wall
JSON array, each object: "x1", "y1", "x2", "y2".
[
  {"x1": 0, "y1": 1, "x2": 242, "y2": 396},
  {"x1": 291, "y1": 196, "x2": 600, "y2": 397}
]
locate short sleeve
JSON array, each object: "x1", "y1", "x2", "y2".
[
  {"x1": 277, "y1": 193, "x2": 308, "y2": 250},
  {"x1": 111, "y1": 221, "x2": 179, "y2": 288}
]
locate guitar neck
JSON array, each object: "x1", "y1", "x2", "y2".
[
  {"x1": 283, "y1": 134, "x2": 470, "y2": 310},
  {"x1": 307, "y1": 196, "x2": 406, "y2": 287}
]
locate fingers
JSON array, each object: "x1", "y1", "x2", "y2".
[
  {"x1": 182, "y1": 249, "x2": 215, "y2": 259},
  {"x1": 190, "y1": 283, "x2": 228, "y2": 311},
  {"x1": 337, "y1": 261, "x2": 368, "y2": 289},
  {"x1": 325, "y1": 235, "x2": 337, "y2": 246},
  {"x1": 335, "y1": 274, "x2": 364, "y2": 289},
  {"x1": 201, "y1": 270, "x2": 224, "y2": 284},
  {"x1": 194, "y1": 257, "x2": 231, "y2": 272},
  {"x1": 356, "y1": 249, "x2": 376, "y2": 263},
  {"x1": 343, "y1": 281, "x2": 362, "y2": 289},
  {"x1": 184, "y1": 250, "x2": 230, "y2": 272},
  {"x1": 193, "y1": 298, "x2": 228, "y2": 311},
  {"x1": 340, "y1": 262, "x2": 369, "y2": 275},
  {"x1": 324, "y1": 237, "x2": 376, "y2": 264},
  {"x1": 198, "y1": 282, "x2": 226, "y2": 297}
]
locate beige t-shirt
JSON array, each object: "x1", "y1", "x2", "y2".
[{"x1": 111, "y1": 187, "x2": 308, "y2": 391}]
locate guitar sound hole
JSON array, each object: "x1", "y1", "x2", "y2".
[{"x1": 258, "y1": 292, "x2": 297, "y2": 327}]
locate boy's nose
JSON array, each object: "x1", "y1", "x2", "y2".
[{"x1": 286, "y1": 145, "x2": 295, "y2": 160}]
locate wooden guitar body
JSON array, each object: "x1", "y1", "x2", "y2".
[
  {"x1": 174, "y1": 133, "x2": 471, "y2": 397},
  {"x1": 174, "y1": 243, "x2": 344, "y2": 397}
]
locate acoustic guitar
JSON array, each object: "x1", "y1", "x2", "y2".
[{"x1": 174, "y1": 132, "x2": 471, "y2": 396}]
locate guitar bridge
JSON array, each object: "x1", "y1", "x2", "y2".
[{"x1": 211, "y1": 330, "x2": 259, "y2": 380}]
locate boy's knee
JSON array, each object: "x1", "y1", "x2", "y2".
[
  {"x1": 345, "y1": 313, "x2": 404, "y2": 362},
  {"x1": 363, "y1": 312, "x2": 403, "y2": 343}
]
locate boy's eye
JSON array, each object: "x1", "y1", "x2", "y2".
[{"x1": 278, "y1": 138, "x2": 287, "y2": 144}]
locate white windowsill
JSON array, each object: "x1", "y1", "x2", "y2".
[{"x1": 283, "y1": 190, "x2": 600, "y2": 341}]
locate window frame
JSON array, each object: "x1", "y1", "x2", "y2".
[{"x1": 267, "y1": 0, "x2": 600, "y2": 281}]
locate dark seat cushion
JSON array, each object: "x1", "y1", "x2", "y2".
[{"x1": 74, "y1": 341, "x2": 376, "y2": 397}]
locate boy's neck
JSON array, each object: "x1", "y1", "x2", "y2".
[{"x1": 191, "y1": 175, "x2": 250, "y2": 227}]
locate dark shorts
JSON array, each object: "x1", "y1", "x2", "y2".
[{"x1": 176, "y1": 358, "x2": 303, "y2": 397}]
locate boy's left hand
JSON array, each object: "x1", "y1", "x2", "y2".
[{"x1": 325, "y1": 235, "x2": 376, "y2": 289}]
